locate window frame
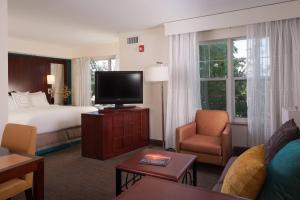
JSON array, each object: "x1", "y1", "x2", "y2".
[
  {"x1": 91, "y1": 56, "x2": 117, "y2": 71},
  {"x1": 199, "y1": 39, "x2": 228, "y2": 112},
  {"x1": 90, "y1": 55, "x2": 117, "y2": 105},
  {"x1": 199, "y1": 37, "x2": 247, "y2": 124}
]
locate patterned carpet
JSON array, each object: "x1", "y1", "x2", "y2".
[{"x1": 15, "y1": 144, "x2": 223, "y2": 200}]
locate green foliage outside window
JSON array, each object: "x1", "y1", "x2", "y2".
[
  {"x1": 200, "y1": 40, "x2": 227, "y2": 111},
  {"x1": 235, "y1": 80, "x2": 247, "y2": 118},
  {"x1": 199, "y1": 39, "x2": 247, "y2": 118},
  {"x1": 201, "y1": 80, "x2": 226, "y2": 110},
  {"x1": 233, "y1": 39, "x2": 247, "y2": 118}
]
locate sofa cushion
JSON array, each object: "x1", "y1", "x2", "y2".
[
  {"x1": 259, "y1": 139, "x2": 300, "y2": 200},
  {"x1": 180, "y1": 134, "x2": 221, "y2": 155},
  {"x1": 195, "y1": 110, "x2": 228, "y2": 137},
  {"x1": 221, "y1": 145, "x2": 266, "y2": 199},
  {"x1": 265, "y1": 119, "x2": 300, "y2": 163}
]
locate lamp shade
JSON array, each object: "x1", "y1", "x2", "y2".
[
  {"x1": 145, "y1": 65, "x2": 169, "y2": 82},
  {"x1": 47, "y1": 75, "x2": 55, "y2": 85}
]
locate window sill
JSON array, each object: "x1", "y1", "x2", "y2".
[{"x1": 231, "y1": 118, "x2": 248, "y2": 125}]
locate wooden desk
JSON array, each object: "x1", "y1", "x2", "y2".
[
  {"x1": 116, "y1": 149, "x2": 197, "y2": 195},
  {"x1": 116, "y1": 176, "x2": 247, "y2": 200},
  {"x1": 0, "y1": 147, "x2": 44, "y2": 200}
]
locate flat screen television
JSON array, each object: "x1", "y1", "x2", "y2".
[{"x1": 95, "y1": 71, "x2": 143, "y2": 108}]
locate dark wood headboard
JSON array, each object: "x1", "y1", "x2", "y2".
[{"x1": 8, "y1": 53, "x2": 70, "y2": 102}]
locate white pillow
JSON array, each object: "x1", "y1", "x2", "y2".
[
  {"x1": 8, "y1": 96, "x2": 18, "y2": 111},
  {"x1": 30, "y1": 92, "x2": 49, "y2": 107},
  {"x1": 11, "y1": 92, "x2": 32, "y2": 108},
  {"x1": 31, "y1": 91, "x2": 42, "y2": 95}
]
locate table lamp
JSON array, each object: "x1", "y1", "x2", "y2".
[{"x1": 47, "y1": 75, "x2": 55, "y2": 99}]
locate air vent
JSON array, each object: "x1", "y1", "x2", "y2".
[{"x1": 127, "y1": 36, "x2": 139, "y2": 44}]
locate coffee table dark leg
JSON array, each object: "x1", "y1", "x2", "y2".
[
  {"x1": 192, "y1": 161, "x2": 197, "y2": 186},
  {"x1": 116, "y1": 168, "x2": 122, "y2": 196}
]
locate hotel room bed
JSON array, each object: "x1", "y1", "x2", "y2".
[{"x1": 8, "y1": 105, "x2": 98, "y2": 154}]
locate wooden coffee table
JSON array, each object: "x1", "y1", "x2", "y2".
[{"x1": 115, "y1": 149, "x2": 197, "y2": 195}]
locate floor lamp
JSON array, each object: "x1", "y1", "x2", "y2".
[{"x1": 145, "y1": 62, "x2": 169, "y2": 148}]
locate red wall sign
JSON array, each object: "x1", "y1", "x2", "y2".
[{"x1": 139, "y1": 45, "x2": 144, "y2": 52}]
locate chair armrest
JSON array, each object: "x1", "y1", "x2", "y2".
[
  {"x1": 221, "y1": 123, "x2": 232, "y2": 166},
  {"x1": 176, "y1": 122, "x2": 196, "y2": 152}
]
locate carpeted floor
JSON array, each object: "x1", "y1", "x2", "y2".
[{"x1": 15, "y1": 144, "x2": 223, "y2": 200}]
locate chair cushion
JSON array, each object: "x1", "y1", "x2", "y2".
[
  {"x1": 221, "y1": 145, "x2": 266, "y2": 199},
  {"x1": 258, "y1": 139, "x2": 300, "y2": 200},
  {"x1": 0, "y1": 178, "x2": 31, "y2": 199},
  {"x1": 195, "y1": 110, "x2": 229, "y2": 137},
  {"x1": 265, "y1": 119, "x2": 300, "y2": 163},
  {"x1": 180, "y1": 135, "x2": 221, "y2": 155}
]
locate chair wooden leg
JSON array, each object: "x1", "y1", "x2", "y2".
[{"x1": 25, "y1": 188, "x2": 33, "y2": 200}]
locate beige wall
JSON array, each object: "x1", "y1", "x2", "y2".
[
  {"x1": 72, "y1": 43, "x2": 118, "y2": 58},
  {"x1": 8, "y1": 37, "x2": 73, "y2": 59},
  {"x1": 119, "y1": 26, "x2": 168, "y2": 141},
  {"x1": 0, "y1": 0, "x2": 8, "y2": 140},
  {"x1": 232, "y1": 124, "x2": 248, "y2": 147},
  {"x1": 8, "y1": 37, "x2": 118, "y2": 59}
]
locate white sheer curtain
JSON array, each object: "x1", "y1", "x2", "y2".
[
  {"x1": 165, "y1": 32, "x2": 201, "y2": 149},
  {"x1": 247, "y1": 18, "x2": 300, "y2": 145},
  {"x1": 50, "y1": 63, "x2": 64, "y2": 105},
  {"x1": 72, "y1": 57, "x2": 92, "y2": 106}
]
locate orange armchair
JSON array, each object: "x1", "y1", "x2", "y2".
[
  {"x1": 176, "y1": 110, "x2": 231, "y2": 166},
  {"x1": 0, "y1": 123, "x2": 36, "y2": 200}
]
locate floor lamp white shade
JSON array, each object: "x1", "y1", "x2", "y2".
[
  {"x1": 145, "y1": 64, "x2": 169, "y2": 82},
  {"x1": 145, "y1": 64, "x2": 169, "y2": 148}
]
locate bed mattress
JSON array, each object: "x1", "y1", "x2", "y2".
[{"x1": 8, "y1": 105, "x2": 98, "y2": 134}]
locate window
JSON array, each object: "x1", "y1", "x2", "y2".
[
  {"x1": 90, "y1": 57, "x2": 116, "y2": 104},
  {"x1": 233, "y1": 39, "x2": 247, "y2": 118},
  {"x1": 199, "y1": 38, "x2": 247, "y2": 121},
  {"x1": 200, "y1": 40, "x2": 227, "y2": 111}
]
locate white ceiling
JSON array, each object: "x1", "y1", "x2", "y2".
[{"x1": 8, "y1": 0, "x2": 288, "y2": 47}]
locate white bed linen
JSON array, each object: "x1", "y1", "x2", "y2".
[{"x1": 8, "y1": 105, "x2": 98, "y2": 134}]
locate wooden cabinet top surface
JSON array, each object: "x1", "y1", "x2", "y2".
[{"x1": 82, "y1": 107, "x2": 149, "y2": 116}]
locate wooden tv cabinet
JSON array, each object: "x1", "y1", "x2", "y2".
[{"x1": 81, "y1": 107, "x2": 149, "y2": 160}]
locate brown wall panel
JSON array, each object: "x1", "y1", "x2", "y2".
[{"x1": 8, "y1": 53, "x2": 70, "y2": 102}]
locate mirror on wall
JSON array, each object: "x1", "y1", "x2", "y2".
[{"x1": 50, "y1": 63, "x2": 64, "y2": 105}]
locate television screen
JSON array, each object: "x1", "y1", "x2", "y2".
[{"x1": 95, "y1": 71, "x2": 143, "y2": 106}]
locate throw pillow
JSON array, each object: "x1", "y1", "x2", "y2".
[
  {"x1": 259, "y1": 139, "x2": 300, "y2": 200},
  {"x1": 11, "y1": 91, "x2": 31, "y2": 108},
  {"x1": 265, "y1": 119, "x2": 300, "y2": 163},
  {"x1": 221, "y1": 145, "x2": 266, "y2": 199}
]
